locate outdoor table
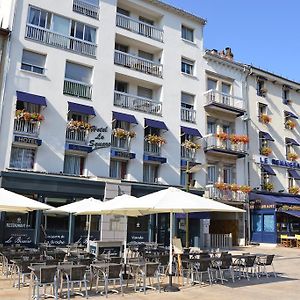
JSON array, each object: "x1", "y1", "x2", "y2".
[{"x1": 281, "y1": 236, "x2": 297, "y2": 247}]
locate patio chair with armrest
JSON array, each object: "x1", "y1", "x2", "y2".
[
  {"x1": 64, "y1": 265, "x2": 88, "y2": 299},
  {"x1": 256, "y1": 255, "x2": 276, "y2": 277},
  {"x1": 103, "y1": 264, "x2": 124, "y2": 298},
  {"x1": 234, "y1": 255, "x2": 258, "y2": 280},
  {"x1": 192, "y1": 258, "x2": 212, "y2": 286},
  {"x1": 137, "y1": 262, "x2": 161, "y2": 294},
  {"x1": 211, "y1": 253, "x2": 235, "y2": 284}
]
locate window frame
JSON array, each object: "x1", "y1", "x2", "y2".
[
  {"x1": 181, "y1": 58, "x2": 194, "y2": 76},
  {"x1": 9, "y1": 146, "x2": 36, "y2": 170},
  {"x1": 21, "y1": 49, "x2": 46, "y2": 75},
  {"x1": 181, "y1": 25, "x2": 194, "y2": 42}
]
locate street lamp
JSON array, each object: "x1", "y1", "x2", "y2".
[{"x1": 185, "y1": 161, "x2": 204, "y2": 247}]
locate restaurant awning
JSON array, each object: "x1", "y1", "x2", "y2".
[
  {"x1": 285, "y1": 137, "x2": 300, "y2": 146},
  {"x1": 288, "y1": 169, "x2": 300, "y2": 180},
  {"x1": 145, "y1": 118, "x2": 168, "y2": 131},
  {"x1": 181, "y1": 126, "x2": 202, "y2": 137},
  {"x1": 285, "y1": 111, "x2": 298, "y2": 119},
  {"x1": 68, "y1": 102, "x2": 96, "y2": 116},
  {"x1": 259, "y1": 131, "x2": 274, "y2": 141},
  {"x1": 249, "y1": 193, "x2": 300, "y2": 205},
  {"x1": 261, "y1": 164, "x2": 276, "y2": 176},
  {"x1": 16, "y1": 91, "x2": 47, "y2": 106},
  {"x1": 113, "y1": 111, "x2": 138, "y2": 124},
  {"x1": 283, "y1": 210, "x2": 300, "y2": 218}
]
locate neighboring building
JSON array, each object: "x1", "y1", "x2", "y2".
[
  {"x1": 247, "y1": 66, "x2": 300, "y2": 244},
  {"x1": 0, "y1": 0, "x2": 210, "y2": 247}
]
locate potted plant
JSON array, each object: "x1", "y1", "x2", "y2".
[
  {"x1": 240, "y1": 135, "x2": 250, "y2": 144},
  {"x1": 229, "y1": 134, "x2": 240, "y2": 144},
  {"x1": 229, "y1": 183, "x2": 240, "y2": 192},
  {"x1": 287, "y1": 152, "x2": 298, "y2": 161},
  {"x1": 15, "y1": 109, "x2": 44, "y2": 122},
  {"x1": 215, "y1": 132, "x2": 228, "y2": 141},
  {"x1": 67, "y1": 120, "x2": 93, "y2": 131},
  {"x1": 240, "y1": 185, "x2": 252, "y2": 193},
  {"x1": 112, "y1": 128, "x2": 136, "y2": 139},
  {"x1": 289, "y1": 186, "x2": 299, "y2": 195},
  {"x1": 260, "y1": 114, "x2": 271, "y2": 124},
  {"x1": 261, "y1": 146, "x2": 272, "y2": 156},
  {"x1": 145, "y1": 134, "x2": 166, "y2": 145},
  {"x1": 214, "y1": 182, "x2": 228, "y2": 191},
  {"x1": 181, "y1": 140, "x2": 201, "y2": 150},
  {"x1": 285, "y1": 119, "x2": 296, "y2": 130},
  {"x1": 263, "y1": 182, "x2": 273, "y2": 191}
]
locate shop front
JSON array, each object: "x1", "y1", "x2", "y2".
[{"x1": 250, "y1": 192, "x2": 300, "y2": 244}]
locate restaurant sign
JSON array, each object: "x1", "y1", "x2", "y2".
[
  {"x1": 254, "y1": 155, "x2": 300, "y2": 170},
  {"x1": 88, "y1": 126, "x2": 111, "y2": 151}
]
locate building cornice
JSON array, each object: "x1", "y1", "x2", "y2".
[{"x1": 143, "y1": 0, "x2": 207, "y2": 25}]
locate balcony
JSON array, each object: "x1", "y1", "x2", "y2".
[
  {"x1": 204, "y1": 134, "x2": 248, "y2": 158},
  {"x1": 111, "y1": 135, "x2": 130, "y2": 151},
  {"x1": 181, "y1": 107, "x2": 196, "y2": 123},
  {"x1": 63, "y1": 79, "x2": 92, "y2": 99},
  {"x1": 73, "y1": 0, "x2": 100, "y2": 19},
  {"x1": 116, "y1": 13, "x2": 163, "y2": 42},
  {"x1": 14, "y1": 119, "x2": 40, "y2": 136},
  {"x1": 25, "y1": 24, "x2": 97, "y2": 57},
  {"x1": 206, "y1": 185, "x2": 248, "y2": 203},
  {"x1": 204, "y1": 90, "x2": 245, "y2": 116},
  {"x1": 114, "y1": 91, "x2": 162, "y2": 116},
  {"x1": 114, "y1": 50, "x2": 163, "y2": 77},
  {"x1": 66, "y1": 128, "x2": 89, "y2": 144},
  {"x1": 144, "y1": 141, "x2": 161, "y2": 156},
  {"x1": 181, "y1": 145, "x2": 196, "y2": 160}
]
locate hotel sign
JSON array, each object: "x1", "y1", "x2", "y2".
[
  {"x1": 88, "y1": 126, "x2": 111, "y2": 151},
  {"x1": 254, "y1": 155, "x2": 300, "y2": 170},
  {"x1": 14, "y1": 135, "x2": 42, "y2": 146}
]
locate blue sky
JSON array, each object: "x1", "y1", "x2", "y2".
[{"x1": 164, "y1": 0, "x2": 300, "y2": 82}]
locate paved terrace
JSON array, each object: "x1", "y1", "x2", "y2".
[{"x1": 0, "y1": 246, "x2": 299, "y2": 300}]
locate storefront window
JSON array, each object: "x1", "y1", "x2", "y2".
[
  {"x1": 253, "y1": 214, "x2": 262, "y2": 232},
  {"x1": 290, "y1": 222, "x2": 300, "y2": 233},
  {"x1": 277, "y1": 222, "x2": 288, "y2": 232},
  {"x1": 263, "y1": 214, "x2": 275, "y2": 232}
]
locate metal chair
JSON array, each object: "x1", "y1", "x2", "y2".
[
  {"x1": 64, "y1": 265, "x2": 88, "y2": 299},
  {"x1": 256, "y1": 255, "x2": 276, "y2": 277},
  {"x1": 235, "y1": 255, "x2": 258, "y2": 280},
  {"x1": 30, "y1": 266, "x2": 58, "y2": 300},
  {"x1": 138, "y1": 262, "x2": 161, "y2": 294},
  {"x1": 103, "y1": 264, "x2": 124, "y2": 298},
  {"x1": 193, "y1": 259, "x2": 212, "y2": 286},
  {"x1": 211, "y1": 254, "x2": 235, "y2": 284}
]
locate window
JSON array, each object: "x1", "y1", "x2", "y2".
[
  {"x1": 257, "y1": 79, "x2": 267, "y2": 97},
  {"x1": 65, "y1": 62, "x2": 92, "y2": 84},
  {"x1": 138, "y1": 50, "x2": 153, "y2": 61},
  {"x1": 16, "y1": 100, "x2": 40, "y2": 113},
  {"x1": 52, "y1": 15, "x2": 70, "y2": 35},
  {"x1": 70, "y1": 20, "x2": 96, "y2": 43},
  {"x1": 139, "y1": 16, "x2": 154, "y2": 25},
  {"x1": 143, "y1": 163, "x2": 159, "y2": 183},
  {"x1": 180, "y1": 169, "x2": 193, "y2": 186},
  {"x1": 207, "y1": 165, "x2": 217, "y2": 184},
  {"x1": 137, "y1": 86, "x2": 153, "y2": 99},
  {"x1": 115, "y1": 43, "x2": 128, "y2": 53},
  {"x1": 181, "y1": 92, "x2": 194, "y2": 109},
  {"x1": 282, "y1": 88, "x2": 290, "y2": 104},
  {"x1": 28, "y1": 7, "x2": 51, "y2": 29},
  {"x1": 117, "y1": 7, "x2": 130, "y2": 16},
  {"x1": 258, "y1": 103, "x2": 267, "y2": 117},
  {"x1": 252, "y1": 214, "x2": 262, "y2": 232},
  {"x1": 63, "y1": 155, "x2": 85, "y2": 175},
  {"x1": 222, "y1": 83, "x2": 231, "y2": 94},
  {"x1": 68, "y1": 112, "x2": 88, "y2": 123},
  {"x1": 115, "y1": 80, "x2": 128, "y2": 93},
  {"x1": 223, "y1": 166, "x2": 234, "y2": 184},
  {"x1": 261, "y1": 169, "x2": 270, "y2": 189},
  {"x1": 207, "y1": 78, "x2": 217, "y2": 91},
  {"x1": 21, "y1": 50, "x2": 46, "y2": 74},
  {"x1": 181, "y1": 25, "x2": 194, "y2": 42},
  {"x1": 109, "y1": 160, "x2": 127, "y2": 179},
  {"x1": 263, "y1": 215, "x2": 275, "y2": 232},
  {"x1": 207, "y1": 120, "x2": 216, "y2": 134},
  {"x1": 181, "y1": 58, "x2": 194, "y2": 75},
  {"x1": 10, "y1": 147, "x2": 35, "y2": 169}
]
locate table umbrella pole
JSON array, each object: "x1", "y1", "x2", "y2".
[
  {"x1": 164, "y1": 212, "x2": 179, "y2": 292},
  {"x1": 87, "y1": 214, "x2": 91, "y2": 252}
]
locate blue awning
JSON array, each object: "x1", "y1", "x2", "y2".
[
  {"x1": 113, "y1": 111, "x2": 138, "y2": 124},
  {"x1": 285, "y1": 137, "x2": 300, "y2": 146},
  {"x1": 181, "y1": 126, "x2": 202, "y2": 137},
  {"x1": 16, "y1": 91, "x2": 47, "y2": 106},
  {"x1": 288, "y1": 169, "x2": 300, "y2": 180},
  {"x1": 261, "y1": 164, "x2": 276, "y2": 176},
  {"x1": 249, "y1": 193, "x2": 300, "y2": 205},
  {"x1": 68, "y1": 102, "x2": 96, "y2": 116},
  {"x1": 283, "y1": 210, "x2": 300, "y2": 218},
  {"x1": 145, "y1": 118, "x2": 168, "y2": 131},
  {"x1": 259, "y1": 131, "x2": 274, "y2": 141},
  {"x1": 285, "y1": 111, "x2": 298, "y2": 119}
]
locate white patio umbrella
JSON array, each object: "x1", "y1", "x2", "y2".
[
  {"x1": 47, "y1": 197, "x2": 103, "y2": 247},
  {"x1": 0, "y1": 188, "x2": 53, "y2": 212}
]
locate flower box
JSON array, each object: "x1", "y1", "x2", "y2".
[
  {"x1": 182, "y1": 140, "x2": 201, "y2": 150},
  {"x1": 112, "y1": 128, "x2": 136, "y2": 139},
  {"x1": 287, "y1": 152, "x2": 298, "y2": 161},
  {"x1": 15, "y1": 109, "x2": 44, "y2": 122},
  {"x1": 239, "y1": 185, "x2": 252, "y2": 193},
  {"x1": 145, "y1": 134, "x2": 166, "y2": 145},
  {"x1": 285, "y1": 119, "x2": 296, "y2": 130},
  {"x1": 261, "y1": 146, "x2": 272, "y2": 156},
  {"x1": 260, "y1": 114, "x2": 271, "y2": 124},
  {"x1": 67, "y1": 120, "x2": 93, "y2": 131},
  {"x1": 215, "y1": 132, "x2": 228, "y2": 141},
  {"x1": 263, "y1": 182, "x2": 273, "y2": 191},
  {"x1": 214, "y1": 182, "x2": 229, "y2": 190},
  {"x1": 289, "y1": 186, "x2": 299, "y2": 195}
]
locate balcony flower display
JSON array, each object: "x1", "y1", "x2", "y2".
[
  {"x1": 15, "y1": 109, "x2": 44, "y2": 122},
  {"x1": 260, "y1": 114, "x2": 271, "y2": 124},
  {"x1": 145, "y1": 134, "x2": 166, "y2": 145},
  {"x1": 289, "y1": 186, "x2": 300, "y2": 195},
  {"x1": 112, "y1": 128, "x2": 136, "y2": 139},
  {"x1": 239, "y1": 185, "x2": 252, "y2": 193},
  {"x1": 263, "y1": 182, "x2": 273, "y2": 191},
  {"x1": 181, "y1": 140, "x2": 201, "y2": 150},
  {"x1": 67, "y1": 120, "x2": 93, "y2": 131},
  {"x1": 261, "y1": 146, "x2": 272, "y2": 156},
  {"x1": 229, "y1": 183, "x2": 240, "y2": 192},
  {"x1": 214, "y1": 182, "x2": 228, "y2": 190},
  {"x1": 287, "y1": 152, "x2": 298, "y2": 161},
  {"x1": 229, "y1": 134, "x2": 239, "y2": 144},
  {"x1": 215, "y1": 132, "x2": 228, "y2": 141},
  {"x1": 240, "y1": 135, "x2": 250, "y2": 144},
  {"x1": 285, "y1": 119, "x2": 296, "y2": 130}
]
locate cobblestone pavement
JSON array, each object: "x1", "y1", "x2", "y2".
[{"x1": 0, "y1": 246, "x2": 299, "y2": 300}]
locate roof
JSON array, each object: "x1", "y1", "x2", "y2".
[{"x1": 143, "y1": 0, "x2": 206, "y2": 25}]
